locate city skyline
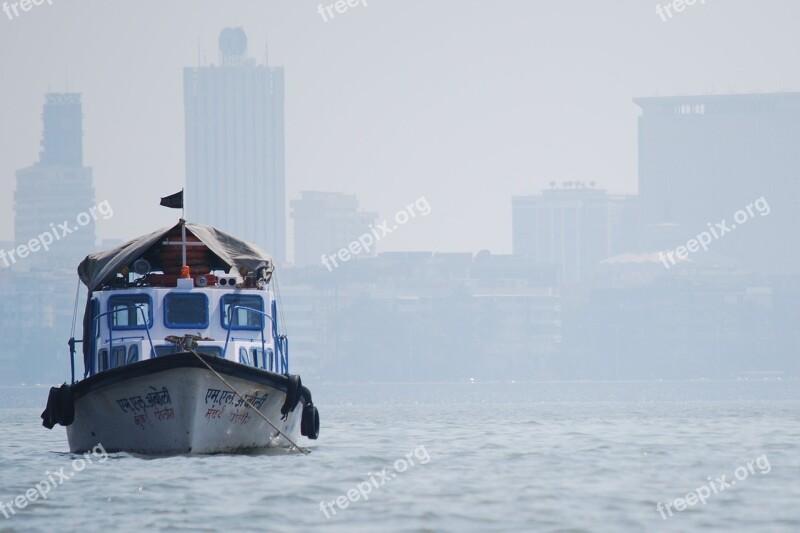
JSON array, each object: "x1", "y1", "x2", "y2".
[
  {"x1": 3, "y1": 1, "x2": 800, "y2": 256},
  {"x1": 2, "y1": 5, "x2": 799, "y2": 531}
]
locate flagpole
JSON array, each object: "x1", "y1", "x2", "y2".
[
  {"x1": 160, "y1": 190, "x2": 187, "y2": 270},
  {"x1": 180, "y1": 188, "x2": 186, "y2": 268}
]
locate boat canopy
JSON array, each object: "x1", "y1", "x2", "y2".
[{"x1": 78, "y1": 221, "x2": 274, "y2": 291}]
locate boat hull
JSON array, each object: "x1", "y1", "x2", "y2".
[{"x1": 64, "y1": 353, "x2": 308, "y2": 455}]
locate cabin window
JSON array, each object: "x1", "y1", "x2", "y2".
[
  {"x1": 266, "y1": 348, "x2": 274, "y2": 371},
  {"x1": 127, "y1": 345, "x2": 139, "y2": 365},
  {"x1": 108, "y1": 294, "x2": 153, "y2": 330},
  {"x1": 111, "y1": 346, "x2": 126, "y2": 368},
  {"x1": 154, "y1": 345, "x2": 181, "y2": 357},
  {"x1": 152, "y1": 344, "x2": 220, "y2": 357},
  {"x1": 251, "y1": 348, "x2": 273, "y2": 370},
  {"x1": 164, "y1": 293, "x2": 209, "y2": 329},
  {"x1": 239, "y1": 347, "x2": 252, "y2": 366},
  {"x1": 220, "y1": 295, "x2": 264, "y2": 330},
  {"x1": 251, "y1": 348, "x2": 262, "y2": 368},
  {"x1": 98, "y1": 349, "x2": 108, "y2": 371},
  {"x1": 195, "y1": 346, "x2": 223, "y2": 358}
]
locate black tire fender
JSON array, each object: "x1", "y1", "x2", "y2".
[
  {"x1": 58, "y1": 384, "x2": 75, "y2": 426},
  {"x1": 280, "y1": 375, "x2": 302, "y2": 418},
  {"x1": 301, "y1": 404, "x2": 320, "y2": 440}
]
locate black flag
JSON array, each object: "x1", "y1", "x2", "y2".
[{"x1": 160, "y1": 190, "x2": 184, "y2": 209}]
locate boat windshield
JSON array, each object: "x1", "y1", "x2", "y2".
[{"x1": 164, "y1": 293, "x2": 209, "y2": 328}]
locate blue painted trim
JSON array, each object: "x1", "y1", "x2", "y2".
[
  {"x1": 87, "y1": 298, "x2": 100, "y2": 377},
  {"x1": 239, "y1": 347, "x2": 251, "y2": 366}
]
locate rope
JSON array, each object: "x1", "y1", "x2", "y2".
[
  {"x1": 69, "y1": 279, "x2": 81, "y2": 338},
  {"x1": 187, "y1": 348, "x2": 309, "y2": 455}
]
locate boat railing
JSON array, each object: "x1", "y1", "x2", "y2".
[
  {"x1": 71, "y1": 305, "x2": 156, "y2": 382},
  {"x1": 222, "y1": 305, "x2": 288, "y2": 374},
  {"x1": 91, "y1": 305, "x2": 156, "y2": 367},
  {"x1": 109, "y1": 335, "x2": 149, "y2": 343}
]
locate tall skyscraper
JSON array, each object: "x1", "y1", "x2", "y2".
[
  {"x1": 184, "y1": 27, "x2": 286, "y2": 262},
  {"x1": 290, "y1": 191, "x2": 378, "y2": 267},
  {"x1": 512, "y1": 184, "x2": 635, "y2": 284},
  {"x1": 13, "y1": 93, "x2": 95, "y2": 270},
  {"x1": 635, "y1": 92, "x2": 800, "y2": 273}
]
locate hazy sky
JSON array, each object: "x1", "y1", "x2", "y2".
[{"x1": 1, "y1": 0, "x2": 798, "y2": 258}]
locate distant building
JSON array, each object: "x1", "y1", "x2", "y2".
[
  {"x1": 184, "y1": 27, "x2": 286, "y2": 262},
  {"x1": 556, "y1": 253, "x2": 799, "y2": 380},
  {"x1": 13, "y1": 93, "x2": 95, "y2": 271},
  {"x1": 0, "y1": 269, "x2": 74, "y2": 384},
  {"x1": 609, "y1": 194, "x2": 641, "y2": 256},
  {"x1": 290, "y1": 192, "x2": 379, "y2": 267},
  {"x1": 280, "y1": 252, "x2": 562, "y2": 382},
  {"x1": 634, "y1": 92, "x2": 800, "y2": 274},
  {"x1": 512, "y1": 183, "x2": 636, "y2": 284}
]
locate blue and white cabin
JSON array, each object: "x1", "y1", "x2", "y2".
[
  {"x1": 74, "y1": 221, "x2": 287, "y2": 382},
  {"x1": 86, "y1": 281, "x2": 286, "y2": 377}
]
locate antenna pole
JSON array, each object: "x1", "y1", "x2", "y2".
[
  {"x1": 181, "y1": 188, "x2": 187, "y2": 266},
  {"x1": 180, "y1": 218, "x2": 187, "y2": 267}
]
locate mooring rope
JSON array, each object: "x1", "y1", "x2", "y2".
[
  {"x1": 187, "y1": 348, "x2": 309, "y2": 455},
  {"x1": 69, "y1": 279, "x2": 81, "y2": 339}
]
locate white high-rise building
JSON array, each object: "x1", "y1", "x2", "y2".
[{"x1": 184, "y1": 27, "x2": 286, "y2": 262}]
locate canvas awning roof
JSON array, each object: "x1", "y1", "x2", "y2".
[{"x1": 77, "y1": 221, "x2": 274, "y2": 291}]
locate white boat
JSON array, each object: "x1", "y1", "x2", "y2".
[{"x1": 42, "y1": 219, "x2": 319, "y2": 455}]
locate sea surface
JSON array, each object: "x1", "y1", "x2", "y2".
[{"x1": 1, "y1": 381, "x2": 799, "y2": 532}]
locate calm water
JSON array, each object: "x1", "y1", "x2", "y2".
[{"x1": 1, "y1": 381, "x2": 799, "y2": 532}]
